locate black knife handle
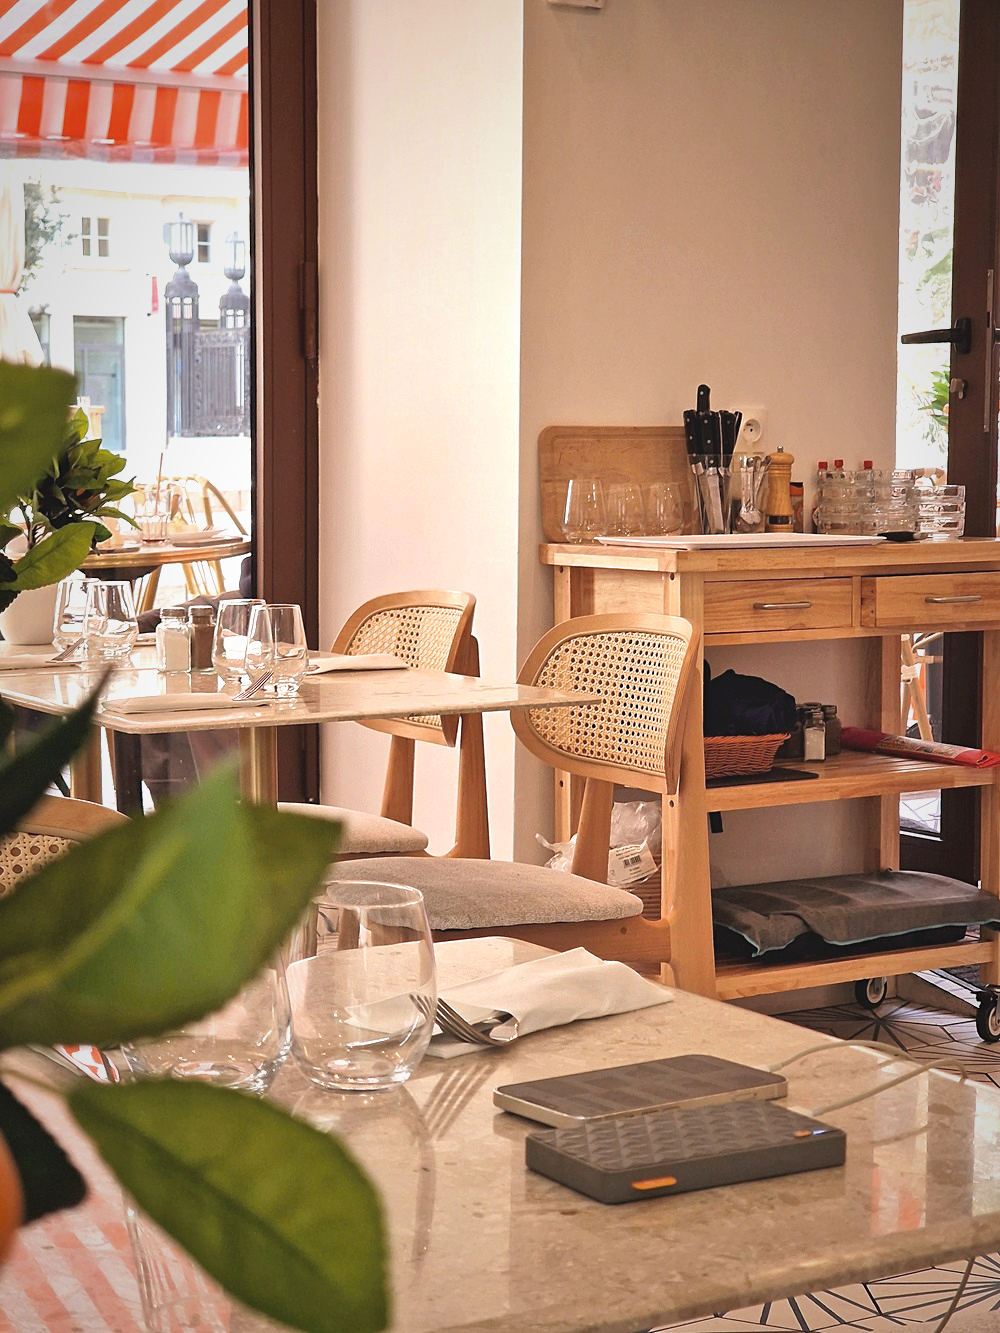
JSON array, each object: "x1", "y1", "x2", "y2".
[
  {"x1": 683, "y1": 409, "x2": 702, "y2": 455},
  {"x1": 696, "y1": 384, "x2": 711, "y2": 415}
]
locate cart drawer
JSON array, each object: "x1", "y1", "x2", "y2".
[
  {"x1": 703, "y1": 579, "x2": 854, "y2": 634},
  {"x1": 861, "y1": 573, "x2": 1000, "y2": 629}
]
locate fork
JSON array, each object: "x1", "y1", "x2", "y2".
[
  {"x1": 232, "y1": 669, "x2": 274, "y2": 701},
  {"x1": 49, "y1": 637, "x2": 85, "y2": 663},
  {"x1": 414, "y1": 993, "x2": 519, "y2": 1047}
]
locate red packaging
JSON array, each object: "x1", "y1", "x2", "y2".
[{"x1": 841, "y1": 726, "x2": 1000, "y2": 768}]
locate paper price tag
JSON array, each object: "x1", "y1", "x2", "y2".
[{"x1": 607, "y1": 840, "x2": 657, "y2": 887}]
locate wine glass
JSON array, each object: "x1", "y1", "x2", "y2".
[
  {"x1": 244, "y1": 603, "x2": 308, "y2": 695},
  {"x1": 212, "y1": 598, "x2": 266, "y2": 681}
]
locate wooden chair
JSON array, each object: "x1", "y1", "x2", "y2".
[
  {"x1": 324, "y1": 612, "x2": 699, "y2": 970},
  {"x1": 0, "y1": 796, "x2": 128, "y2": 897},
  {"x1": 280, "y1": 589, "x2": 490, "y2": 859}
]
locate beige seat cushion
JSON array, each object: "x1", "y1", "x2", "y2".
[
  {"x1": 278, "y1": 802, "x2": 429, "y2": 855},
  {"x1": 325, "y1": 856, "x2": 643, "y2": 930}
]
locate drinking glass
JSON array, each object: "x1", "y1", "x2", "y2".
[
  {"x1": 287, "y1": 881, "x2": 437, "y2": 1092},
  {"x1": 52, "y1": 575, "x2": 100, "y2": 650},
  {"x1": 244, "y1": 603, "x2": 308, "y2": 695},
  {"x1": 134, "y1": 487, "x2": 172, "y2": 544},
  {"x1": 643, "y1": 481, "x2": 685, "y2": 535},
  {"x1": 120, "y1": 956, "x2": 291, "y2": 1096},
  {"x1": 605, "y1": 481, "x2": 645, "y2": 537},
  {"x1": 82, "y1": 579, "x2": 138, "y2": 661},
  {"x1": 561, "y1": 477, "x2": 606, "y2": 542},
  {"x1": 212, "y1": 598, "x2": 266, "y2": 680}
]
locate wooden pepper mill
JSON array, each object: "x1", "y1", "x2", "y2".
[{"x1": 765, "y1": 446, "x2": 795, "y2": 532}]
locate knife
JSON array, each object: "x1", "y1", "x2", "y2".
[
  {"x1": 683, "y1": 409, "x2": 703, "y2": 459},
  {"x1": 699, "y1": 410, "x2": 721, "y2": 466},
  {"x1": 696, "y1": 384, "x2": 711, "y2": 417},
  {"x1": 719, "y1": 411, "x2": 738, "y2": 468}
]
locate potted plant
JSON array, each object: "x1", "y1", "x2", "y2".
[
  {"x1": 0, "y1": 362, "x2": 136, "y2": 642},
  {"x1": 0, "y1": 363, "x2": 389, "y2": 1333}
]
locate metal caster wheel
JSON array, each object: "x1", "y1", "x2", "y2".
[
  {"x1": 855, "y1": 976, "x2": 888, "y2": 1010},
  {"x1": 976, "y1": 994, "x2": 1000, "y2": 1043}
]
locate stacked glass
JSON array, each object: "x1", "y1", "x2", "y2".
[
  {"x1": 814, "y1": 468, "x2": 918, "y2": 537},
  {"x1": 915, "y1": 484, "x2": 966, "y2": 540}
]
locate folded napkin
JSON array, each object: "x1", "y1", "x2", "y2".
[
  {"x1": 101, "y1": 692, "x2": 241, "y2": 715},
  {"x1": 307, "y1": 653, "x2": 406, "y2": 674},
  {"x1": 426, "y1": 948, "x2": 672, "y2": 1058},
  {"x1": 0, "y1": 652, "x2": 78, "y2": 671}
]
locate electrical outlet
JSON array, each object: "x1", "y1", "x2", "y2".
[{"x1": 738, "y1": 408, "x2": 767, "y2": 451}]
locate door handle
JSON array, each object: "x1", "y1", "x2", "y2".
[
  {"x1": 752, "y1": 601, "x2": 813, "y2": 610},
  {"x1": 900, "y1": 316, "x2": 972, "y2": 355}
]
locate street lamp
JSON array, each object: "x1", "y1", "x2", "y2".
[
  {"x1": 163, "y1": 214, "x2": 199, "y2": 436},
  {"x1": 219, "y1": 231, "x2": 250, "y2": 329}
]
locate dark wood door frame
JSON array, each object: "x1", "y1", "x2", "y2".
[
  {"x1": 901, "y1": 0, "x2": 1000, "y2": 883},
  {"x1": 250, "y1": 0, "x2": 320, "y2": 800}
]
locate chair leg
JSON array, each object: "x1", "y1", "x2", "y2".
[
  {"x1": 382, "y1": 736, "x2": 416, "y2": 825},
  {"x1": 450, "y1": 711, "x2": 490, "y2": 859}
]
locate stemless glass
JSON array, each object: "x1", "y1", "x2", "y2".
[
  {"x1": 52, "y1": 575, "x2": 100, "y2": 650},
  {"x1": 120, "y1": 955, "x2": 291, "y2": 1096},
  {"x1": 643, "y1": 481, "x2": 685, "y2": 536},
  {"x1": 605, "y1": 481, "x2": 645, "y2": 537},
  {"x1": 212, "y1": 598, "x2": 266, "y2": 680},
  {"x1": 561, "y1": 478, "x2": 606, "y2": 542},
  {"x1": 245, "y1": 603, "x2": 308, "y2": 695},
  {"x1": 82, "y1": 580, "x2": 138, "y2": 661},
  {"x1": 287, "y1": 881, "x2": 437, "y2": 1092}
]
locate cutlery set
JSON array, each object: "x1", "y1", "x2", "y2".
[
  {"x1": 413, "y1": 993, "x2": 520, "y2": 1047},
  {"x1": 682, "y1": 384, "x2": 744, "y2": 534}
]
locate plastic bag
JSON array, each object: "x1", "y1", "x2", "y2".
[{"x1": 537, "y1": 798, "x2": 662, "y2": 887}]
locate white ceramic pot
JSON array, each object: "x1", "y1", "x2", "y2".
[{"x1": 0, "y1": 583, "x2": 59, "y2": 645}]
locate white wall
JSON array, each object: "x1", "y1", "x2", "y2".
[
  {"x1": 517, "y1": 0, "x2": 903, "y2": 879},
  {"x1": 316, "y1": 1, "x2": 524, "y2": 854},
  {"x1": 316, "y1": 0, "x2": 903, "y2": 878}
]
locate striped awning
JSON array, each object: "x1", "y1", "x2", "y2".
[{"x1": 0, "y1": 0, "x2": 248, "y2": 166}]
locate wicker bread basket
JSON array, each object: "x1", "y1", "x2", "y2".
[{"x1": 703, "y1": 733, "x2": 790, "y2": 780}]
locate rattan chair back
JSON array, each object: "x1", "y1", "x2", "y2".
[
  {"x1": 333, "y1": 590, "x2": 476, "y2": 746},
  {"x1": 0, "y1": 796, "x2": 128, "y2": 898},
  {"x1": 512, "y1": 612, "x2": 699, "y2": 796}
]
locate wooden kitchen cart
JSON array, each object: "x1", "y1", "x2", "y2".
[{"x1": 541, "y1": 537, "x2": 1000, "y2": 1004}]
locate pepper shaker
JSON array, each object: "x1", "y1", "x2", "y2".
[{"x1": 188, "y1": 605, "x2": 216, "y2": 672}]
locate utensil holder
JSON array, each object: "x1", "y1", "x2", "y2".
[{"x1": 689, "y1": 458, "x2": 735, "y2": 535}]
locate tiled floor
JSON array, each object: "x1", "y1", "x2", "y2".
[{"x1": 658, "y1": 970, "x2": 1000, "y2": 1333}]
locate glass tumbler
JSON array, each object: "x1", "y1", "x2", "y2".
[
  {"x1": 120, "y1": 955, "x2": 291, "y2": 1096},
  {"x1": 82, "y1": 579, "x2": 138, "y2": 661},
  {"x1": 52, "y1": 575, "x2": 100, "y2": 650},
  {"x1": 287, "y1": 881, "x2": 437, "y2": 1092},
  {"x1": 212, "y1": 598, "x2": 266, "y2": 680},
  {"x1": 643, "y1": 481, "x2": 685, "y2": 536},
  {"x1": 561, "y1": 478, "x2": 606, "y2": 542},
  {"x1": 605, "y1": 481, "x2": 645, "y2": 537},
  {"x1": 245, "y1": 603, "x2": 308, "y2": 695}
]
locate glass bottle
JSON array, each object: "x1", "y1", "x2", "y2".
[
  {"x1": 188, "y1": 605, "x2": 216, "y2": 672},
  {"x1": 156, "y1": 607, "x2": 190, "y2": 673},
  {"x1": 803, "y1": 707, "x2": 826, "y2": 761},
  {"x1": 822, "y1": 703, "x2": 841, "y2": 756}
]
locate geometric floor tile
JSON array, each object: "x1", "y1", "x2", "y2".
[{"x1": 653, "y1": 981, "x2": 1000, "y2": 1333}]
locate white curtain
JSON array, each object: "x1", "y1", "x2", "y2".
[{"x1": 0, "y1": 164, "x2": 45, "y2": 366}]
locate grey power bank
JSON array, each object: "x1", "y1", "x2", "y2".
[
  {"x1": 525, "y1": 1099, "x2": 846, "y2": 1204},
  {"x1": 494, "y1": 1054, "x2": 788, "y2": 1127}
]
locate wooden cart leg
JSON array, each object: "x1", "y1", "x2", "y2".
[{"x1": 980, "y1": 630, "x2": 1000, "y2": 985}]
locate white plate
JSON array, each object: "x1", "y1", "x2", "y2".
[
  {"x1": 168, "y1": 529, "x2": 237, "y2": 547},
  {"x1": 595, "y1": 533, "x2": 889, "y2": 550}
]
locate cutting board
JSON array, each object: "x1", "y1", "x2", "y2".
[{"x1": 538, "y1": 425, "x2": 699, "y2": 542}]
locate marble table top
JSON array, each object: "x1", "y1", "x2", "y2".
[{"x1": 4, "y1": 939, "x2": 1000, "y2": 1332}]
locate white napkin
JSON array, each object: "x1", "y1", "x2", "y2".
[
  {"x1": 101, "y1": 693, "x2": 242, "y2": 715},
  {"x1": 307, "y1": 653, "x2": 406, "y2": 674},
  {"x1": 425, "y1": 948, "x2": 672, "y2": 1058},
  {"x1": 0, "y1": 653, "x2": 78, "y2": 670}
]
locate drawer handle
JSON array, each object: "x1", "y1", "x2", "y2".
[
  {"x1": 752, "y1": 601, "x2": 813, "y2": 610},
  {"x1": 924, "y1": 594, "x2": 982, "y2": 604}
]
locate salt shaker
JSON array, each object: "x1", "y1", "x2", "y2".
[
  {"x1": 188, "y1": 605, "x2": 216, "y2": 672},
  {"x1": 803, "y1": 706, "x2": 826, "y2": 762},
  {"x1": 156, "y1": 607, "x2": 190, "y2": 673}
]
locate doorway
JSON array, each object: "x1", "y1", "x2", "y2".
[{"x1": 74, "y1": 316, "x2": 125, "y2": 454}]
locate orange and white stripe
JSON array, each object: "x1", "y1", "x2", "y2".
[{"x1": 0, "y1": 0, "x2": 248, "y2": 164}]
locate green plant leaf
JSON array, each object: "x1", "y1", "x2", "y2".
[
  {"x1": 0, "y1": 691, "x2": 100, "y2": 840},
  {"x1": 68, "y1": 1080, "x2": 388, "y2": 1333},
  {"x1": 0, "y1": 523, "x2": 98, "y2": 592},
  {"x1": 0, "y1": 766, "x2": 340, "y2": 1048},
  {"x1": 0, "y1": 363, "x2": 77, "y2": 517},
  {"x1": 0, "y1": 1080, "x2": 87, "y2": 1222}
]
